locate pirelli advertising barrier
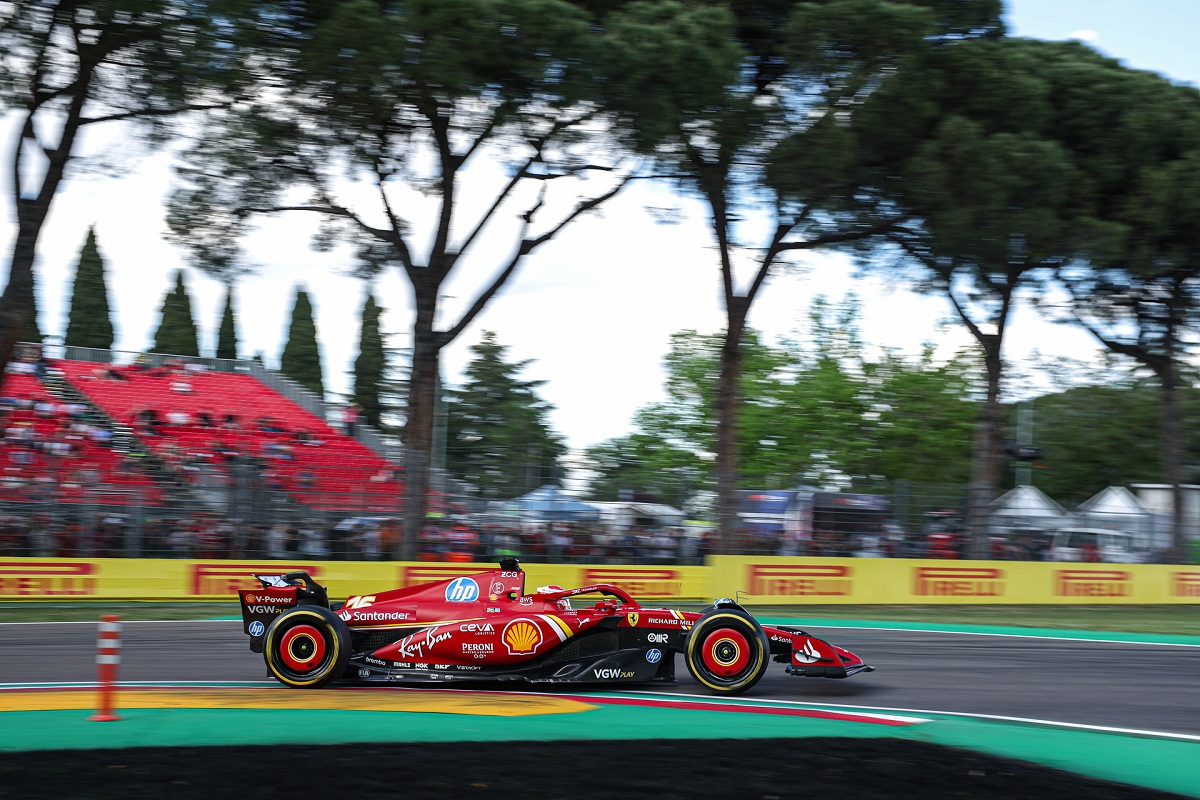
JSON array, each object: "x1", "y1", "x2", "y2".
[
  {"x1": 1, "y1": 557, "x2": 1198, "y2": 604},
  {"x1": 709, "y1": 557, "x2": 1200, "y2": 605},
  {"x1": 0, "y1": 560, "x2": 711, "y2": 603}
]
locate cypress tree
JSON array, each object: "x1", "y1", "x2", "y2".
[
  {"x1": 63, "y1": 227, "x2": 116, "y2": 350},
  {"x1": 352, "y1": 291, "x2": 386, "y2": 428},
  {"x1": 216, "y1": 285, "x2": 239, "y2": 360},
  {"x1": 20, "y1": 277, "x2": 43, "y2": 344},
  {"x1": 151, "y1": 270, "x2": 200, "y2": 357},
  {"x1": 280, "y1": 286, "x2": 324, "y2": 397}
]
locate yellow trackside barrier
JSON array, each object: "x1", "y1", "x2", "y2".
[
  {"x1": 0, "y1": 559, "x2": 713, "y2": 603},
  {"x1": 0, "y1": 557, "x2": 1197, "y2": 604},
  {"x1": 708, "y1": 556, "x2": 1200, "y2": 605}
]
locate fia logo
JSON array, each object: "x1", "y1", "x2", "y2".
[{"x1": 445, "y1": 577, "x2": 480, "y2": 602}]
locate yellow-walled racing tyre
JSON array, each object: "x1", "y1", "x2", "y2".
[
  {"x1": 263, "y1": 606, "x2": 352, "y2": 688},
  {"x1": 684, "y1": 607, "x2": 770, "y2": 695}
]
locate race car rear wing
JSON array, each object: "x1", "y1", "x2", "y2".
[{"x1": 238, "y1": 571, "x2": 331, "y2": 653}]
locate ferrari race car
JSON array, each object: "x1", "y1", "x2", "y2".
[{"x1": 238, "y1": 559, "x2": 874, "y2": 696}]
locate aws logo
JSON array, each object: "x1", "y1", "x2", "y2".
[{"x1": 503, "y1": 618, "x2": 543, "y2": 654}]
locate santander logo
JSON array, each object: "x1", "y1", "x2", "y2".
[{"x1": 794, "y1": 640, "x2": 822, "y2": 664}]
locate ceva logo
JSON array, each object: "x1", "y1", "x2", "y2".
[{"x1": 445, "y1": 577, "x2": 480, "y2": 602}]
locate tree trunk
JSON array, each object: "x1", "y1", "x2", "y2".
[
  {"x1": 2, "y1": 52, "x2": 94, "y2": 386},
  {"x1": 0, "y1": 223, "x2": 39, "y2": 395},
  {"x1": 965, "y1": 332, "x2": 1004, "y2": 559},
  {"x1": 400, "y1": 301, "x2": 441, "y2": 560},
  {"x1": 715, "y1": 305, "x2": 747, "y2": 554},
  {"x1": 1157, "y1": 362, "x2": 1187, "y2": 563}
]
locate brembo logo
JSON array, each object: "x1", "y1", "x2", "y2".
[
  {"x1": 913, "y1": 567, "x2": 1004, "y2": 597},
  {"x1": 192, "y1": 564, "x2": 320, "y2": 596},
  {"x1": 748, "y1": 564, "x2": 852, "y2": 596},
  {"x1": 0, "y1": 561, "x2": 96, "y2": 597},
  {"x1": 1055, "y1": 570, "x2": 1132, "y2": 598},
  {"x1": 1172, "y1": 572, "x2": 1200, "y2": 598},
  {"x1": 582, "y1": 569, "x2": 680, "y2": 598}
]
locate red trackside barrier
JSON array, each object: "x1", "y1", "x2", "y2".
[{"x1": 89, "y1": 614, "x2": 122, "y2": 722}]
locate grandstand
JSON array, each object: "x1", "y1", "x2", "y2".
[
  {"x1": 54, "y1": 359, "x2": 402, "y2": 514},
  {"x1": 1, "y1": 369, "x2": 163, "y2": 508},
  {"x1": 2, "y1": 350, "x2": 404, "y2": 531}
]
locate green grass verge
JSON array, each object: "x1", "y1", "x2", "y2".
[{"x1": 2, "y1": 601, "x2": 1199, "y2": 635}]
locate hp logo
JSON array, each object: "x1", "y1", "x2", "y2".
[
  {"x1": 445, "y1": 577, "x2": 480, "y2": 602},
  {"x1": 248, "y1": 621, "x2": 265, "y2": 636},
  {"x1": 646, "y1": 648, "x2": 662, "y2": 664}
]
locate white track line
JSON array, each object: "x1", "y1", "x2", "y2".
[{"x1": 633, "y1": 689, "x2": 1200, "y2": 742}]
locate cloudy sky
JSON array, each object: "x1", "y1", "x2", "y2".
[{"x1": 3, "y1": 0, "x2": 1199, "y2": 452}]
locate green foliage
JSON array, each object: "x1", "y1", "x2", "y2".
[
  {"x1": 63, "y1": 228, "x2": 116, "y2": 350},
  {"x1": 215, "y1": 286, "x2": 239, "y2": 360},
  {"x1": 352, "y1": 292, "x2": 386, "y2": 429},
  {"x1": 151, "y1": 271, "x2": 200, "y2": 357},
  {"x1": 280, "y1": 287, "x2": 324, "y2": 398},
  {"x1": 580, "y1": 433, "x2": 701, "y2": 508},
  {"x1": 583, "y1": 297, "x2": 980, "y2": 497},
  {"x1": 596, "y1": 1, "x2": 744, "y2": 150},
  {"x1": 865, "y1": 345, "x2": 980, "y2": 486},
  {"x1": 445, "y1": 331, "x2": 566, "y2": 500},
  {"x1": 1027, "y1": 381, "x2": 1167, "y2": 507}
]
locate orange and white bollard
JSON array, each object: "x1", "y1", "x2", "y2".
[{"x1": 89, "y1": 614, "x2": 122, "y2": 722}]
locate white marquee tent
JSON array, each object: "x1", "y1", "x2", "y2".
[{"x1": 989, "y1": 485, "x2": 1068, "y2": 535}]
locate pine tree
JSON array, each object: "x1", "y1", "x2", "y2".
[
  {"x1": 151, "y1": 270, "x2": 200, "y2": 357},
  {"x1": 446, "y1": 331, "x2": 566, "y2": 499},
  {"x1": 352, "y1": 291, "x2": 386, "y2": 428},
  {"x1": 216, "y1": 285, "x2": 239, "y2": 360},
  {"x1": 280, "y1": 286, "x2": 324, "y2": 397},
  {"x1": 63, "y1": 227, "x2": 115, "y2": 350}
]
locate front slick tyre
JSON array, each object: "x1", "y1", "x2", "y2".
[
  {"x1": 264, "y1": 606, "x2": 351, "y2": 688},
  {"x1": 684, "y1": 608, "x2": 770, "y2": 696}
]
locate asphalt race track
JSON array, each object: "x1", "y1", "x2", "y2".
[
  {"x1": 3, "y1": 618, "x2": 1200, "y2": 799},
  {"x1": 3, "y1": 619, "x2": 1198, "y2": 738}
]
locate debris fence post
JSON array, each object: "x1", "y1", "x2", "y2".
[{"x1": 89, "y1": 614, "x2": 122, "y2": 722}]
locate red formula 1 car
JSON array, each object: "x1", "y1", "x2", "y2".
[{"x1": 238, "y1": 559, "x2": 873, "y2": 696}]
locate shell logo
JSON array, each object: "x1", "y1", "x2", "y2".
[{"x1": 503, "y1": 619, "x2": 543, "y2": 654}]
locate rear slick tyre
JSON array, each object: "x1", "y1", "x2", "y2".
[
  {"x1": 263, "y1": 606, "x2": 351, "y2": 688},
  {"x1": 684, "y1": 608, "x2": 770, "y2": 696}
]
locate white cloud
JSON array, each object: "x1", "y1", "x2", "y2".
[{"x1": 1068, "y1": 29, "x2": 1100, "y2": 44}]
